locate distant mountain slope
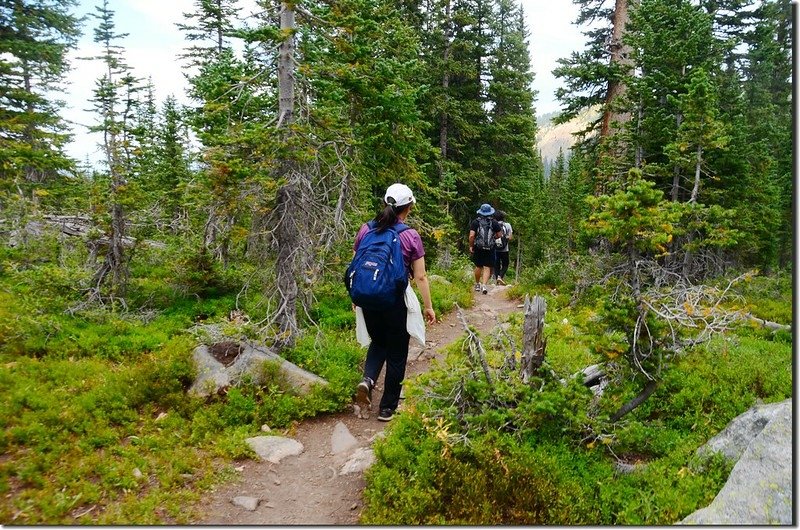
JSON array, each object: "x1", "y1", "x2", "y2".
[{"x1": 536, "y1": 107, "x2": 600, "y2": 164}]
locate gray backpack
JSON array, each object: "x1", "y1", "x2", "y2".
[{"x1": 474, "y1": 217, "x2": 493, "y2": 250}]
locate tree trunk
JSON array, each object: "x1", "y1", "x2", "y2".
[
  {"x1": 689, "y1": 144, "x2": 702, "y2": 203},
  {"x1": 600, "y1": 0, "x2": 634, "y2": 138},
  {"x1": 277, "y1": 3, "x2": 295, "y2": 128},
  {"x1": 520, "y1": 295, "x2": 547, "y2": 383},
  {"x1": 273, "y1": 2, "x2": 303, "y2": 351},
  {"x1": 215, "y1": 0, "x2": 224, "y2": 55},
  {"x1": 610, "y1": 380, "x2": 658, "y2": 421},
  {"x1": 438, "y1": 0, "x2": 452, "y2": 213},
  {"x1": 670, "y1": 110, "x2": 684, "y2": 201}
]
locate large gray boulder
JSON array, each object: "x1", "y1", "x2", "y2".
[
  {"x1": 189, "y1": 341, "x2": 328, "y2": 397},
  {"x1": 696, "y1": 400, "x2": 789, "y2": 462},
  {"x1": 680, "y1": 399, "x2": 792, "y2": 525}
]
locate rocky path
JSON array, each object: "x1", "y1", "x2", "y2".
[{"x1": 195, "y1": 284, "x2": 519, "y2": 524}]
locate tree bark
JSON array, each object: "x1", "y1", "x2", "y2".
[
  {"x1": 277, "y1": 3, "x2": 295, "y2": 129},
  {"x1": 689, "y1": 144, "x2": 702, "y2": 203},
  {"x1": 520, "y1": 295, "x2": 547, "y2": 383},
  {"x1": 438, "y1": 0, "x2": 452, "y2": 213},
  {"x1": 273, "y1": 2, "x2": 303, "y2": 351},
  {"x1": 600, "y1": 0, "x2": 634, "y2": 138},
  {"x1": 610, "y1": 380, "x2": 658, "y2": 421}
]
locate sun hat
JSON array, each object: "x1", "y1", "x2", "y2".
[
  {"x1": 384, "y1": 183, "x2": 416, "y2": 207},
  {"x1": 477, "y1": 203, "x2": 495, "y2": 216}
]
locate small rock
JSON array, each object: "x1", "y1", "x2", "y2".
[
  {"x1": 132, "y1": 468, "x2": 143, "y2": 479},
  {"x1": 331, "y1": 421, "x2": 360, "y2": 454},
  {"x1": 260, "y1": 424, "x2": 271, "y2": 432},
  {"x1": 265, "y1": 502, "x2": 276, "y2": 509},
  {"x1": 273, "y1": 479, "x2": 281, "y2": 486},
  {"x1": 340, "y1": 447, "x2": 375, "y2": 475},
  {"x1": 235, "y1": 465, "x2": 245, "y2": 472},
  {"x1": 231, "y1": 496, "x2": 259, "y2": 511},
  {"x1": 350, "y1": 503, "x2": 358, "y2": 510},
  {"x1": 246, "y1": 436, "x2": 304, "y2": 464},
  {"x1": 369, "y1": 431, "x2": 386, "y2": 444}
]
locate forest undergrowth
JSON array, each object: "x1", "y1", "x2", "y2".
[{"x1": 0, "y1": 236, "x2": 789, "y2": 524}]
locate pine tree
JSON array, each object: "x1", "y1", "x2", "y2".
[
  {"x1": 486, "y1": 0, "x2": 539, "y2": 264},
  {"x1": 740, "y1": 0, "x2": 792, "y2": 269},
  {"x1": 84, "y1": 0, "x2": 141, "y2": 302},
  {"x1": 0, "y1": 0, "x2": 81, "y2": 191},
  {"x1": 155, "y1": 96, "x2": 192, "y2": 232},
  {"x1": 179, "y1": 0, "x2": 266, "y2": 266},
  {"x1": 177, "y1": 0, "x2": 240, "y2": 66}
]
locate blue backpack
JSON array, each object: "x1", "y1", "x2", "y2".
[{"x1": 345, "y1": 221, "x2": 409, "y2": 310}]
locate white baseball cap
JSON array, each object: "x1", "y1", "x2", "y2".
[{"x1": 384, "y1": 183, "x2": 416, "y2": 207}]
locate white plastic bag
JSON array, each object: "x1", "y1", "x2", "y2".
[
  {"x1": 355, "y1": 306, "x2": 371, "y2": 347},
  {"x1": 354, "y1": 285, "x2": 426, "y2": 349},
  {"x1": 404, "y1": 284, "x2": 426, "y2": 348}
]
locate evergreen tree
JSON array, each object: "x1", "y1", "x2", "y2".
[
  {"x1": 155, "y1": 96, "x2": 192, "y2": 232},
  {"x1": 486, "y1": 1, "x2": 539, "y2": 265},
  {"x1": 0, "y1": 0, "x2": 81, "y2": 192},
  {"x1": 739, "y1": 0, "x2": 792, "y2": 268},
  {"x1": 177, "y1": 0, "x2": 240, "y2": 66},
  {"x1": 179, "y1": 0, "x2": 265, "y2": 266},
  {"x1": 84, "y1": 0, "x2": 140, "y2": 301}
]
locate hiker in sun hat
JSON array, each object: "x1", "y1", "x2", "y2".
[
  {"x1": 468, "y1": 203, "x2": 503, "y2": 295},
  {"x1": 347, "y1": 183, "x2": 435, "y2": 422}
]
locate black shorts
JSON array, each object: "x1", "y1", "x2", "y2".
[{"x1": 472, "y1": 248, "x2": 495, "y2": 268}]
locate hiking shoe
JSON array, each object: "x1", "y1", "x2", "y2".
[
  {"x1": 497, "y1": 277, "x2": 506, "y2": 286},
  {"x1": 481, "y1": 284, "x2": 488, "y2": 294},
  {"x1": 377, "y1": 408, "x2": 394, "y2": 422},
  {"x1": 356, "y1": 378, "x2": 373, "y2": 408},
  {"x1": 474, "y1": 283, "x2": 481, "y2": 291}
]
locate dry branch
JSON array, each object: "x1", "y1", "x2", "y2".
[{"x1": 455, "y1": 304, "x2": 494, "y2": 388}]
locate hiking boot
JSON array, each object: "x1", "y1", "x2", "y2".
[
  {"x1": 377, "y1": 408, "x2": 394, "y2": 422},
  {"x1": 497, "y1": 277, "x2": 506, "y2": 286},
  {"x1": 355, "y1": 377, "x2": 373, "y2": 409},
  {"x1": 481, "y1": 284, "x2": 488, "y2": 294},
  {"x1": 474, "y1": 282, "x2": 481, "y2": 291}
]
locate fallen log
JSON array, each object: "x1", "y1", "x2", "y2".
[
  {"x1": 7, "y1": 215, "x2": 167, "y2": 250},
  {"x1": 745, "y1": 314, "x2": 790, "y2": 333}
]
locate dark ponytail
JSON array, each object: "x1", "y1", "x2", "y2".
[{"x1": 374, "y1": 202, "x2": 411, "y2": 231}]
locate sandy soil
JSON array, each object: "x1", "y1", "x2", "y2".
[{"x1": 194, "y1": 283, "x2": 519, "y2": 524}]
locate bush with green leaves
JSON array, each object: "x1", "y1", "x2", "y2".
[{"x1": 362, "y1": 271, "x2": 791, "y2": 525}]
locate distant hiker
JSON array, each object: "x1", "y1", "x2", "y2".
[
  {"x1": 493, "y1": 210, "x2": 513, "y2": 285},
  {"x1": 347, "y1": 183, "x2": 436, "y2": 422},
  {"x1": 469, "y1": 203, "x2": 503, "y2": 295}
]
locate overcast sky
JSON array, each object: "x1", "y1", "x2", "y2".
[{"x1": 63, "y1": 0, "x2": 585, "y2": 163}]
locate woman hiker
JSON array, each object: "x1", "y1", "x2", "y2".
[{"x1": 351, "y1": 183, "x2": 436, "y2": 421}]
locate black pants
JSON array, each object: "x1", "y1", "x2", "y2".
[
  {"x1": 495, "y1": 251, "x2": 510, "y2": 279},
  {"x1": 362, "y1": 301, "x2": 409, "y2": 412}
]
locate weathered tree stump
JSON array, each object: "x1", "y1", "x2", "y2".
[{"x1": 520, "y1": 295, "x2": 547, "y2": 383}]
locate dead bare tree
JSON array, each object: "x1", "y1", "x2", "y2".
[{"x1": 520, "y1": 295, "x2": 547, "y2": 383}]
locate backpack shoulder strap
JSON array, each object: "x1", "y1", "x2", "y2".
[{"x1": 392, "y1": 222, "x2": 409, "y2": 235}]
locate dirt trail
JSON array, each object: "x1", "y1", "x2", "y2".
[{"x1": 195, "y1": 284, "x2": 519, "y2": 524}]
